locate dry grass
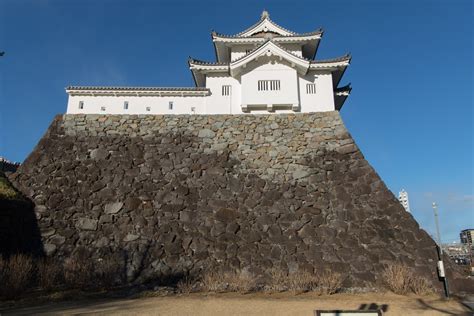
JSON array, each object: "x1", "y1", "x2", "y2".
[
  {"x1": 177, "y1": 277, "x2": 195, "y2": 294},
  {"x1": 201, "y1": 271, "x2": 226, "y2": 292},
  {"x1": 0, "y1": 254, "x2": 35, "y2": 298},
  {"x1": 37, "y1": 258, "x2": 64, "y2": 291},
  {"x1": 266, "y1": 269, "x2": 343, "y2": 295},
  {"x1": 63, "y1": 256, "x2": 94, "y2": 288},
  {"x1": 383, "y1": 264, "x2": 412, "y2": 294},
  {"x1": 382, "y1": 264, "x2": 434, "y2": 295},
  {"x1": 0, "y1": 176, "x2": 21, "y2": 200},
  {"x1": 267, "y1": 269, "x2": 289, "y2": 292},
  {"x1": 226, "y1": 271, "x2": 257, "y2": 293},
  {"x1": 287, "y1": 271, "x2": 318, "y2": 294},
  {"x1": 410, "y1": 275, "x2": 434, "y2": 295},
  {"x1": 316, "y1": 270, "x2": 343, "y2": 295},
  {"x1": 200, "y1": 271, "x2": 256, "y2": 293},
  {"x1": 94, "y1": 257, "x2": 124, "y2": 288}
]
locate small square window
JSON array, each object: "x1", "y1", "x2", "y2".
[
  {"x1": 124, "y1": 101, "x2": 129, "y2": 110},
  {"x1": 100, "y1": 106, "x2": 106, "y2": 111},
  {"x1": 169, "y1": 101, "x2": 173, "y2": 110},
  {"x1": 146, "y1": 106, "x2": 151, "y2": 112},
  {"x1": 78, "y1": 101, "x2": 84, "y2": 109}
]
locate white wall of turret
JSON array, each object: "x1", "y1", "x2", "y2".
[
  {"x1": 67, "y1": 65, "x2": 336, "y2": 115},
  {"x1": 66, "y1": 95, "x2": 208, "y2": 115}
]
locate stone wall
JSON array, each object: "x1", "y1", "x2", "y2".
[{"x1": 9, "y1": 112, "x2": 445, "y2": 288}]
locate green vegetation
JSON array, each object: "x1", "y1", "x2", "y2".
[{"x1": 0, "y1": 173, "x2": 22, "y2": 200}]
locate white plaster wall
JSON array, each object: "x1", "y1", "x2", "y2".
[
  {"x1": 67, "y1": 95, "x2": 207, "y2": 115},
  {"x1": 231, "y1": 45, "x2": 257, "y2": 61},
  {"x1": 205, "y1": 75, "x2": 242, "y2": 114},
  {"x1": 241, "y1": 61, "x2": 299, "y2": 107},
  {"x1": 278, "y1": 43, "x2": 303, "y2": 57},
  {"x1": 298, "y1": 70, "x2": 335, "y2": 112}
]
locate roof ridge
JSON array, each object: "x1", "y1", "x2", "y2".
[{"x1": 233, "y1": 12, "x2": 296, "y2": 37}]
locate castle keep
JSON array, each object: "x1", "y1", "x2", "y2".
[{"x1": 66, "y1": 11, "x2": 350, "y2": 115}]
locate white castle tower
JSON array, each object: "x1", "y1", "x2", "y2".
[
  {"x1": 398, "y1": 189, "x2": 411, "y2": 213},
  {"x1": 66, "y1": 11, "x2": 351, "y2": 115}
]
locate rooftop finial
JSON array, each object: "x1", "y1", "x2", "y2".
[{"x1": 261, "y1": 10, "x2": 269, "y2": 20}]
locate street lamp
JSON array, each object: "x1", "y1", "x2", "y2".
[{"x1": 432, "y1": 202, "x2": 450, "y2": 298}]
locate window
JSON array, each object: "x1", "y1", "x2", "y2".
[
  {"x1": 78, "y1": 101, "x2": 84, "y2": 109},
  {"x1": 191, "y1": 106, "x2": 196, "y2": 113},
  {"x1": 169, "y1": 101, "x2": 173, "y2": 110},
  {"x1": 306, "y1": 83, "x2": 316, "y2": 94},
  {"x1": 258, "y1": 80, "x2": 280, "y2": 91},
  {"x1": 146, "y1": 106, "x2": 151, "y2": 112},
  {"x1": 222, "y1": 85, "x2": 231, "y2": 96},
  {"x1": 124, "y1": 101, "x2": 129, "y2": 110},
  {"x1": 245, "y1": 49, "x2": 252, "y2": 54},
  {"x1": 100, "y1": 106, "x2": 106, "y2": 111}
]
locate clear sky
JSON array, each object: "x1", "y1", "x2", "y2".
[{"x1": 0, "y1": 0, "x2": 472, "y2": 243}]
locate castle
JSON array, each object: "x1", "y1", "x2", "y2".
[{"x1": 66, "y1": 11, "x2": 351, "y2": 115}]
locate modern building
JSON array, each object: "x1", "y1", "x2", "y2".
[
  {"x1": 398, "y1": 189, "x2": 411, "y2": 213},
  {"x1": 460, "y1": 229, "x2": 474, "y2": 245},
  {"x1": 66, "y1": 11, "x2": 351, "y2": 115}
]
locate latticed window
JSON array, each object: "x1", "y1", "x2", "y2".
[
  {"x1": 222, "y1": 85, "x2": 231, "y2": 96},
  {"x1": 258, "y1": 80, "x2": 280, "y2": 91},
  {"x1": 169, "y1": 101, "x2": 173, "y2": 110},
  {"x1": 78, "y1": 101, "x2": 84, "y2": 109},
  {"x1": 306, "y1": 83, "x2": 316, "y2": 94}
]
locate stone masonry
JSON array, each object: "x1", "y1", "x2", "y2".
[{"x1": 9, "y1": 112, "x2": 445, "y2": 288}]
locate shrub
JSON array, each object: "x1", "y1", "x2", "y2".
[
  {"x1": 316, "y1": 270, "x2": 343, "y2": 295},
  {"x1": 1, "y1": 254, "x2": 34, "y2": 298},
  {"x1": 37, "y1": 258, "x2": 63, "y2": 291}
]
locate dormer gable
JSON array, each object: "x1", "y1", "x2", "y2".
[{"x1": 229, "y1": 40, "x2": 309, "y2": 77}]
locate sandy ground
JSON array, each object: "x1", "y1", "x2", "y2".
[{"x1": 2, "y1": 292, "x2": 472, "y2": 316}]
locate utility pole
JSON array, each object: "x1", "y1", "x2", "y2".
[{"x1": 432, "y1": 202, "x2": 450, "y2": 298}]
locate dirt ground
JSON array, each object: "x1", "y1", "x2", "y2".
[{"x1": 2, "y1": 292, "x2": 472, "y2": 316}]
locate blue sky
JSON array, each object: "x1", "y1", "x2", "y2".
[{"x1": 0, "y1": 0, "x2": 472, "y2": 243}]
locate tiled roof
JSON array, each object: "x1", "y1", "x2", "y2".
[
  {"x1": 66, "y1": 86, "x2": 210, "y2": 92},
  {"x1": 335, "y1": 83, "x2": 352, "y2": 93},
  {"x1": 187, "y1": 58, "x2": 228, "y2": 66},
  {"x1": 311, "y1": 54, "x2": 351, "y2": 64},
  {"x1": 190, "y1": 41, "x2": 350, "y2": 68},
  {"x1": 212, "y1": 29, "x2": 323, "y2": 39}
]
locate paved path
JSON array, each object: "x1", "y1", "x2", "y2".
[{"x1": 2, "y1": 293, "x2": 472, "y2": 316}]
